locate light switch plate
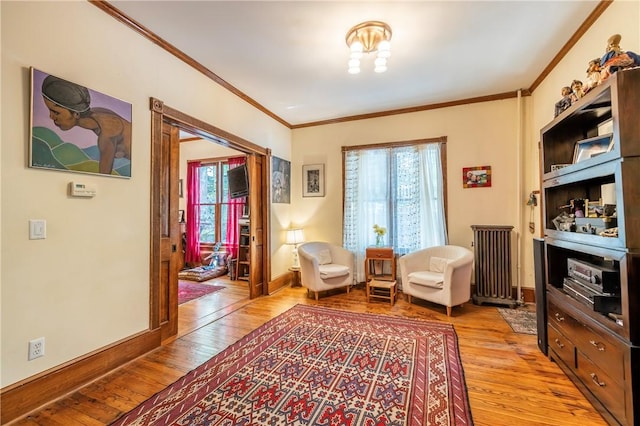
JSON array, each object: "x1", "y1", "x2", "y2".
[{"x1": 29, "y1": 219, "x2": 46, "y2": 240}]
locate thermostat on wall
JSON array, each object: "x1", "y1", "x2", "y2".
[{"x1": 69, "y1": 182, "x2": 96, "y2": 198}]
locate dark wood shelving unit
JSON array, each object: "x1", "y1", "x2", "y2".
[
  {"x1": 236, "y1": 219, "x2": 250, "y2": 281},
  {"x1": 540, "y1": 68, "x2": 640, "y2": 426}
]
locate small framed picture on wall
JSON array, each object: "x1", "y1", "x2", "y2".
[
  {"x1": 302, "y1": 164, "x2": 325, "y2": 197},
  {"x1": 463, "y1": 165, "x2": 491, "y2": 188}
]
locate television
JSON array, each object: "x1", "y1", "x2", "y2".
[{"x1": 228, "y1": 164, "x2": 249, "y2": 199}]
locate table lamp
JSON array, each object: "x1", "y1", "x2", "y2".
[{"x1": 286, "y1": 228, "x2": 305, "y2": 269}]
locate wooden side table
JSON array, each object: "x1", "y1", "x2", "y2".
[
  {"x1": 367, "y1": 279, "x2": 397, "y2": 305},
  {"x1": 364, "y1": 246, "x2": 396, "y2": 282},
  {"x1": 289, "y1": 267, "x2": 301, "y2": 287}
]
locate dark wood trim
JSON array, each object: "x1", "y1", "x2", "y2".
[
  {"x1": 154, "y1": 99, "x2": 268, "y2": 156},
  {"x1": 342, "y1": 136, "x2": 447, "y2": 152},
  {"x1": 522, "y1": 287, "x2": 535, "y2": 303},
  {"x1": 268, "y1": 271, "x2": 291, "y2": 294},
  {"x1": 0, "y1": 329, "x2": 161, "y2": 424},
  {"x1": 293, "y1": 92, "x2": 528, "y2": 129},
  {"x1": 150, "y1": 99, "x2": 163, "y2": 331},
  {"x1": 528, "y1": 0, "x2": 613, "y2": 93},
  {"x1": 179, "y1": 136, "x2": 202, "y2": 143},
  {"x1": 90, "y1": 0, "x2": 290, "y2": 128},
  {"x1": 263, "y1": 149, "x2": 272, "y2": 293}
]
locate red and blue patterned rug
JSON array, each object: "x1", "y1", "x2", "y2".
[
  {"x1": 178, "y1": 280, "x2": 225, "y2": 305},
  {"x1": 111, "y1": 305, "x2": 473, "y2": 425}
]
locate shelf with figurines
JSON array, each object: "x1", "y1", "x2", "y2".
[{"x1": 542, "y1": 34, "x2": 640, "y2": 179}]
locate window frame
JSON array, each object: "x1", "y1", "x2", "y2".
[
  {"x1": 192, "y1": 157, "x2": 232, "y2": 250},
  {"x1": 341, "y1": 136, "x2": 448, "y2": 237}
]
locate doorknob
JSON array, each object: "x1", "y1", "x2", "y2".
[{"x1": 172, "y1": 244, "x2": 177, "y2": 252}]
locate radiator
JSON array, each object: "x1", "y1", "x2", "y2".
[{"x1": 471, "y1": 225, "x2": 516, "y2": 307}]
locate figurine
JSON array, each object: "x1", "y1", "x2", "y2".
[
  {"x1": 554, "y1": 86, "x2": 573, "y2": 117},
  {"x1": 600, "y1": 34, "x2": 640, "y2": 81},
  {"x1": 583, "y1": 58, "x2": 602, "y2": 93},
  {"x1": 570, "y1": 79, "x2": 585, "y2": 102}
]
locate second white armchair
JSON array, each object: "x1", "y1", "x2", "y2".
[{"x1": 399, "y1": 245, "x2": 474, "y2": 316}]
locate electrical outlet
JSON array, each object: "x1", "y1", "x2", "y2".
[{"x1": 28, "y1": 337, "x2": 45, "y2": 360}]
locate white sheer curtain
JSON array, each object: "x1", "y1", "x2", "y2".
[{"x1": 343, "y1": 142, "x2": 447, "y2": 283}]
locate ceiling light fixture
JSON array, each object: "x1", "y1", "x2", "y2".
[{"x1": 346, "y1": 21, "x2": 392, "y2": 74}]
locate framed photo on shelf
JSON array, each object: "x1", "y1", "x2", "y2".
[
  {"x1": 463, "y1": 165, "x2": 491, "y2": 188},
  {"x1": 573, "y1": 134, "x2": 613, "y2": 163},
  {"x1": 302, "y1": 164, "x2": 325, "y2": 197}
]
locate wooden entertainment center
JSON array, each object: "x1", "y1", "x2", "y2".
[{"x1": 540, "y1": 68, "x2": 639, "y2": 425}]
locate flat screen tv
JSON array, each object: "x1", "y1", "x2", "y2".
[{"x1": 228, "y1": 164, "x2": 249, "y2": 199}]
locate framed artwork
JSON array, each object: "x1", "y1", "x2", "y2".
[
  {"x1": 271, "y1": 156, "x2": 291, "y2": 204},
  {"x1": 302, "y1": 164, "x2": 325, "y2": 197},
  {"x1": 179, "y1": 179, "x2": 184, "y2": 198},
  {"x1": 178, "y1": 209, "x2": 185, "y2": 223},
  {"x1": 463, "y1": 165, "x2": 491, "y2": 188},
  {"x1": 573, "y1": 134, "x2": 613, "y2": 163},
  {"x1": 30, "y1": 68, "x2": 132, "y2": 178}
]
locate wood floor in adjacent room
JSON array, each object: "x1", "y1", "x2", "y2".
[{"x1": 10, "y1": 277, "x2": 606, "y2": 426}]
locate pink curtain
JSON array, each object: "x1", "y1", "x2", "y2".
[
  {"x1": 185, "y1": 161, "x2": 201, "y2": 264},
  {"x1": 226, "y1": 156, "x2": 247, "y2": 259}
]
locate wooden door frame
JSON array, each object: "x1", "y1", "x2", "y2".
[{"x1": 149, "y1": 97, "x2": 271, "y2": 333}]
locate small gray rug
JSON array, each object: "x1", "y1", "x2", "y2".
[{"x1": 498, "y1": 306, "x2": 537, "y2": 335}]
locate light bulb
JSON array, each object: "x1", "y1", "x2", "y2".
[
  {"x1": 350, "y1": 40, "x2": 363, "y2": 59},
  {"x1": 374, "y1": 57, "x2": 387, "y2": 67},
  {"x1": 348, "y1": 58, "x2": 360, "y2": 74},
  {"x1": 374, "y1": 57, "x2": 387, "y2": 73},
  {"x1": 377, "y1": 40, "x2": 391, "y2": 58}
]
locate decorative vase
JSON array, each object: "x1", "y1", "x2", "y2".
[{"x1": 375, "y1": 234, "x2": 383, "y2": 246}]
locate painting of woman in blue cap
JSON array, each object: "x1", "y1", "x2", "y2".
[{"x1": 31, "y1": 69, "x2": 131, "y2": 177}]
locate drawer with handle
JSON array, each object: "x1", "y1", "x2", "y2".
[
  {"x1": 547, "y1": 324, "x2": 575, "y2": 368},
  {"x1": 572, "y1": 321, "x2": 624, "y2": 385},
  {"x1": 548, "y1": 298, "x2": 624, "y2": 383},
  {"x1": 575, "y1": 351, "x2": 626, "y2": 424}
]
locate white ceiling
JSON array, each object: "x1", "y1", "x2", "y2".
[{"x1": 110, "y1": 1, "x2": 600, "y2": 126}]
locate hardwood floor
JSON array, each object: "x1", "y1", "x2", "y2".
[{"x1": 9, "y1": 278, "x2": 606, "y2": 425}]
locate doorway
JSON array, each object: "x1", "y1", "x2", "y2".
[
  {"x1": 149, "y1": 98, "x2": 271, "y2": 342},
  {"x1": 176, "y1": 131, "x2": 249, "y2": 338}
]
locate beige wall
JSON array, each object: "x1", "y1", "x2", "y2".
[
  {"x1": 1, "y1": 1, "x2": 290, "y2": 387},
  {"x1": 291, "y1": 98, "x2": 523, "y2": 278}
]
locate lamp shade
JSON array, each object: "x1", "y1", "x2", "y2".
[{"x1": 286, "y1": 228, "x2": 305, "y2": 245}]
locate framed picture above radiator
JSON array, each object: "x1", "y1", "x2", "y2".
[{"x1": 463, "y1": 165, "x2": 491, "y2": 188}]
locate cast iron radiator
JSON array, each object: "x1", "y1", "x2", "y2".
[{"x1": 471, "y1": 225, "x2": 516, "y2": 307}]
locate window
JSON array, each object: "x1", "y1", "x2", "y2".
[
  {"x1": 195, "y1": 161, "x2": 231, "y2": 244},
  {"x1": 343, "y1": 139, "x2": 447, "y2": 282}
]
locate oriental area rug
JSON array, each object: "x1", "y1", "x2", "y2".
[
  {"x1": 111, "y1": 305, "x2": 473, "y2": 426},
  {"x1": 497, "y1": 305, "x2": 537, "y2": 335},
  {"x1": 178, "y1": 281, "x2": 225, "y2": 305}
]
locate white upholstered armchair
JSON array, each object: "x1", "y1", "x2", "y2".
[
  {"x1": 298, "y1": 242, "x2": 354, "y2": 300},
  {"x1": 399, "y1": 245, "x2": 474, "y2": 316}
]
